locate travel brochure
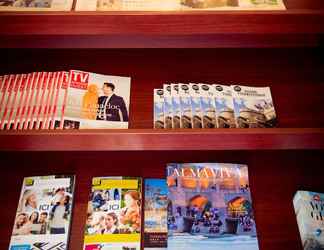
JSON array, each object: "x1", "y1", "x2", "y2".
[
  {"x1": 154, "y1": 83, "x2": 277, "y2": 129},
  {"x1": 9, "y1": 169, "x2": 320, "y2": 250},
  {"x1": 0, "y1": 0, "x2": 286, "y2": 11}
]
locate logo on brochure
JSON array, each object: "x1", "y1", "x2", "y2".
[
  {"x1": 70, "y1": 71, "x2": 89, "y2": 90},
  {"x1": 234, "y1": 85, "x2": 241, "y2": 92}
]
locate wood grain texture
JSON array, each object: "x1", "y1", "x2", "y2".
[
  {"x1": 1, "y1": 34, "x2": 321, "y2": 49},
  {"x1": 0, "y1": 150, "x2": 323, "y2": 250},
  {"x1": 1, "y1": 11, "x2": 324, "y2": 35},
  {"x1": 0, "y1": 0, "x2": 324, "y2": 48},
  {"x1": 1, "y1": 128, "x2": 324, "y2": 151}
]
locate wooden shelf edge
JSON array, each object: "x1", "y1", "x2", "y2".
[
  {"x1": 0, "y1": 11, "x2": 323, "y2": 36},
  {"x1": 0, "y1": 128, "x2": 323, "y2": 151}
]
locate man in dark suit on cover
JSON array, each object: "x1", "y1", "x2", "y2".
[{"x1": 97, "y1": 82, "x2": 129, "y2": 122}]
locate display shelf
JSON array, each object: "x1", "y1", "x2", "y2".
[
  {"x1": 1, "y1": 1, "x2": 324, "y2": 249},
  {"x1": 0, "y1": 128, "x2": 324, "y2": 151},
  {"x1": 0, "y1": 150, "x2": 323, "y2": 250},
  {"x1": 1, "y1": 48, "x2": 323, "y2": 128},
  {"x1": 0, "y1": 1, "x2": 324, "y2": 48}
]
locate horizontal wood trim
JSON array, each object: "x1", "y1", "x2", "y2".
[{"x1": 0, "y1": 128, "x2": 324, "y2": 151}]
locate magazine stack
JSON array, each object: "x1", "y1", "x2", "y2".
[
  {"x1": 154, "y1": 83, "x2": 277, "y2": 129},
  {"x1": 0, "y1": 70, "x2": 131, "y2": 130}
]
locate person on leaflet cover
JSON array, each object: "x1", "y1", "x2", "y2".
[{"x1": 97, "y1": 82, "x2": 128, "y2": 122}]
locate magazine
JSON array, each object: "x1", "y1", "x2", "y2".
[
  {"x1": 9, "y1": 175, "x2": 75, "y2": 250},
  {"x1": 171, "y1": 84, "x2": 181, "y2": 129},
  {"x1": 18, "y1": 73, "x2": 34, "y2": 130},
  {"x1": 13, "y1": 74, "x2": 28, "y2": 130},
  {"x1": 64, "y1": 70, "x2": 131, "y2": 129},
  {"x1": 28, "y1": 72, "x2": 43, "y2": 129},
  {"x1": 163, "y1": 84, "x2": 172, "y2": 129},
  {"x1": 84, "y1": 176, "x2": 142, "y2": 250},
  {"x1": 200, "y1": 83, "x2": 216, "y2": 129},
  {"x1": 213, "y1": 84, "x2": 236, "y2": 128},
  {"x1": 45, "y1": 72, "x2": 59, "y2": 129},
  {"x1": 293, "y1": 191, "x2": 324, "y2": 250},
  {"x1": 0, "y1": 74, "x2": 16, "y2": 130},
  {"x1": 153, "y1": 89, "x2": 164, "y2": 129},
  {"x1": 0, "y1": 0, "x2": 73, "y2": 11},
  {"x1": 22, "y1": 72, "x2": 38, "y2": 130},
  {"x1": 179, "y1": 83, "x2": 192, "y2": 129},
  {"x1": 189, "y1": 83, "x2": 203, "y2": 129},
  {"x1": 54, "y1": 71, "x2": 69, "y2": 129},
  {"x1": 167, "y1": 163, "x2": 260, "y2": 250},
  {"x1": 144, "y1": 179, "x2": 168, "y2": 250},
  {"x1": 231, "y1": 85, "x2": 277, "y2": 128},
  {"x1": 3, "y1": 74, "x2": 22, "y2": 130},
  {"x1": 76, "y1": 0, "x2": 285, "y2": 11}
]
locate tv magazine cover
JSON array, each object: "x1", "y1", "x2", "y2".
[
  {"x1": 84, "y1": 177, "x2": 142, "y2": 250},
  {"x1": 293, "y1": 191, "x2": 324, "y2": 250},
  {"x1": 231, "y1": 85, "x2": 277, "y2": 128},
  {"x1": 9, "y1": 175, "x2": 75, "y2": 250},
  {"x1": 166, "y1": 163, "x2": 260, "y2": 250},
  {"x1": 163, "y1": 84, "x2": 172, "y2": 129},
  {"x1": 153, "y1": 89, "x2": 164, "y2": 129},
  {"x1": 199, "y1": 83, "x2": 216, "y2": 129},
  {"x1": 0, "y1": 0, "x2": 73, "y2": 11},
  {"x1": 75, "y1": 0, "x2": 285, "y2": 11},
  {"x1": 213, "y1": 84, "x2": 236, "y2": 128},
  {"x1": 64, "y1": 70, "x2": 131, "y2": 129},
  {"x1": 144, "y1": 179, "x2": 168, "y2": 250}
]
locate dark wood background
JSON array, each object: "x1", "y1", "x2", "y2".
[{"x1": 1, "y1": 0, "x2": 324, "y2": 249}]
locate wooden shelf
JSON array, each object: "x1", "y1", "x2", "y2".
[
  {"x1": 0, "y1": 128, "x2": 324, "y2": 151},
  {"x1": 1, "y1": 2, "x2": 324, "y2": 249},
  {"x1": 0, "y1": 150, "x2": 323, "y2": 250},
  {"x1": 0, "y1": 7, "x2": 323, "y2": 48}
]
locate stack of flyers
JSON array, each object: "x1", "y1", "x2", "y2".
[
  {"x1": 171, "y1": 84, "x2": 181, "y2": 129},
  {"x1": 232, "y1": 85, "x2": 277, "y2": 128},
  {"x1": 179, "y1": 83, "x2": 192, "y2": 129},
  {"x1": 163, "y1": 84, "x2": 173, "y2": 129},
  {"x1": 75, "y1": 0, "x2": 286, "y2": 11},
  {"x1": 9, "y1": 175, "x2": 75, "y2": 250},
  {"x1": 189, "y1": 83, "x2": 203, "y2": 129},
  {"x1": 213, "y1": 84, "x2": 236, "y2": 128},
  {"x1": 200, "y1": 83, "x2": 217, "y2": 128},
  {"x1": 0, "y1": 70, "x2": 131, "y2": 130},
  {"x1": 153, "y1": 82, "x2": 277, "y2": 129},
  {"x1": 83, "y1": 176, "x2": 142, "y2": 250},
  {"x1": 153, "y1": 89, "x2": 165, "y2": 129}
]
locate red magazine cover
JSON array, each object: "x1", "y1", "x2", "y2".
[
  {"x1": 35, "y1": 72, "x2": 51, "y2": 130},
  {"x1": 59, "y1": 71, "x2": 69, "y2": 129},
  {"x1": 13, "y1": 74, "x2": 28, "y2": 130},
  {"x1": 0, "y1": 75, "x2": 17, "y2": 129},
  {"x1": 50, "y1": 71, "x2": 63, "y2": 129},
  {"x1": 19, "y1": 73, "x2": 34, "y2": 130},
  {"x1": 29, "y1": 72, "x2": 45, "y2": 130},
  {"x1": 45, "y1": 71, "x2": 59, "y2": 129},
  {"x1": 0, "y1": 75, "x2": 10, "y2": 126},
  {"x1": 40, "y1": 72, "x2": 55, "y2": 130},
  {"x1": 6, "y1": 74, "x2": 23, "y2": 130},
  {"x1": 26, "y1": 72, "x2": 41, "y2": 130},
  {"x1": 22, "y1": 72, "x2": 38, "y2": 130}
]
